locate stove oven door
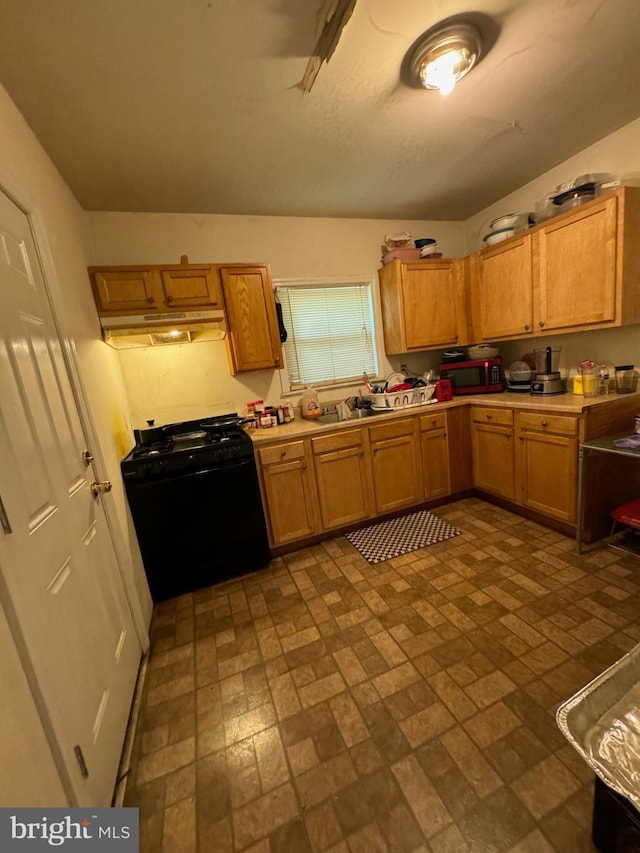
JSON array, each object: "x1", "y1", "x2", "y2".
[{"x1": 125, "y1": 457, "x2": 270, "y2": 600}]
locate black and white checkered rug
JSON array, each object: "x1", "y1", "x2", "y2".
[{"x1": 345, "y1": 510, "x2": 462, "y2": 564}]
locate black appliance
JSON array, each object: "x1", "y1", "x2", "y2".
[
  {"x1": 592, "y1": 776, "x2": 640, "y2": 852},
  {"x1": 121, "y1": 414, "x2": 270, "y2": 601}
]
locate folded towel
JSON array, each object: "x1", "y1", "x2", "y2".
[{"x1": 613, "y1": 435, "x2": 640, "y2": 449}]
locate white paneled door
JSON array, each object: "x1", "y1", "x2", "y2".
[{"x1": 0, "y1": 190, "x2": 141, "y2": 805}]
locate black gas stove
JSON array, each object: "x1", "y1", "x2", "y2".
[
  {"x1": 122, "y1": 415, "x2": 253, "y2": 481},
  {"x1": 121, "y1": 414, "x2": 270, "y2": 601}
]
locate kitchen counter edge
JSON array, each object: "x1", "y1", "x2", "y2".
[{"x1": 248, "y1": 391, "x2": 640, "y2": 445}]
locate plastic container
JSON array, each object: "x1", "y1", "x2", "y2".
[
  {"x1": 534, "y1": 347, "x2": 561, "y2": 374},
  {"x1": 597, "y1": 365, "x2": 611, "y2": 396},
  {"x1": 581, "y1": 364, "x2": 598, "y2": 397},
  {"x1": 381, "y1": 248, "x2": 421, "y2": 265},
  {"x1": 615, "y1": 366, "x2": 638, "y2": 394}
]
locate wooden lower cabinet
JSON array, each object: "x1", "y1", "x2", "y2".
[
  {"x1": 420, "y1": 412, "x2": 451, "y2": 499},
  {"x1": 470, "y1": 407, "x2": 515, "y2": 500},
  {"x1": 516, "y1": 412, "x2": 578, "y2": 523},
  {"x1": 369, "y1": 418, "x2": 423, "y2": 514},
  {"x1": 256, "y1": 401, "x2": 590, "y2": 550},
  {"x1": 258, "y1": 441, "x2": 317, "y2": 546},
  {"x1": 311, "y1": 429, "x2": 371, "y2": 530}
]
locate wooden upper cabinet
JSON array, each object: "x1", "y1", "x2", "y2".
[
  {"x1": 159, "y1": 267, "x2": 223, "y2": 309},
  {"x1": 90, "y1": 269, "x2": 158, "y2": 314},
  {"x1": 474, "y1": 233, "x2": 533, "y2": 340},
  {"x1": 536, "y1": 195, "x2": 617, "y2": 332},
  {"x1": 89, "y1": 257, "x2": 223, "y2": 316},
  {"x1": 471, "y1": 187, "x2": 640, "y2": 341},
  {"x1": 220, "y1": 264, "x2": 283, "y2": 374},
  {"x1": 378, "y1": 258, "x2": 468, "y2": 353}
]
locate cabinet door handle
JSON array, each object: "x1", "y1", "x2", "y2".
[
  {"x1": 539, "y1": 321, "x2": 545, "y2": 328},
  {"x1": 167, "y1": 295, "x2": 174, "y2": 303},
  {"x1": 301, "y1": 462, "x2": 306, "y2": 470},
  {"x1": 359, "y1": 450, "x2": 364, "y2": 457},
  {"x1": 505, "y1": 432, "x2": 511, "y2": 438},
  {"x1": 274, "y1": 356, "x2": 281, "y2": 365},
  {"x1": 519, "y1": 436, "x2": 524, "y2": 441},
  {"x1": 147, "y1": 296, "x2": 155, "y2": 303},
  {"x1": 524, "y1": 324, "x2": 530, "y2": 331}
]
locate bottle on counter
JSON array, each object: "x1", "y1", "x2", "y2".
[{"x1": 301, "y1": 387, "x2": 322, "y2": 420}]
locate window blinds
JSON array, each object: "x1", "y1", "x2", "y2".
[{"x1": 277, "y1": 283, "x2": 378, "y2": 389}]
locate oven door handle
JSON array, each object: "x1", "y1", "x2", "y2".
[
  {"x1": 188, "y1": 459, "x2": 253, "y2": 477},
  {"x1": 129, "y1": 457, "x2": 254, "y2": 486}
]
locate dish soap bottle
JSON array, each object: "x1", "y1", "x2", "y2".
[{"x1": 301, "y1": 387, "x2": 321, "y2": 419}]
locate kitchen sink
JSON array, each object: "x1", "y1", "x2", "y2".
[{"x1": 316, "y1": 408, "x2": 382, "y2": 425}]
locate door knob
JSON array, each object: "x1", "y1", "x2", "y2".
[{"x1": 91, "y1": 481, "x2": 112, "y2": 497}]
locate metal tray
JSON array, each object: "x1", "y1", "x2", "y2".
[{"x1": 557, "y1": 642, "x2": 640, "y2": 810}]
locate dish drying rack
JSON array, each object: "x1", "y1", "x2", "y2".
[{"x1": 364, "y1": 388, "x2": 436, "y2": 412}]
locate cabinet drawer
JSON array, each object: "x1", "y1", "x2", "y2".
[
  {"x1": 420, "y1": 412, "x2": 447, "y2": 432},
  {"x1": 258, "y1": 440, "x2": 306, "y2": 466},
  {"x1": 518, "y1": 412, "x2": 578, "y2": 436},
  {"x1": 471, "y1": 407, "x2": 513, "y2": 427},
  {"x1": 312, "y1": 428, "x2": 364, "y2": 455},
  {"x1": 369, "y1": 417, "x2": 415, "y2": 443}
]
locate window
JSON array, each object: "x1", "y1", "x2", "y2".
[{"x1": 276, "y1": 279, "x2": 378, "y2": 391}]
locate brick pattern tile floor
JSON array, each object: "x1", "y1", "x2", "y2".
[{"x1": 123, "y1": 498, "x2": 640, "y2": 852}]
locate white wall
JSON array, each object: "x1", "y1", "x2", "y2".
[
  {"x1": 0, "y1": 81, "x2": 152, "y2": 804},
  {"x1": 87, "y1": 213, "x2": 465, "y2": 425},
  {"x1": 464, "y1": 117, "x2": 640, "y2": 375}
]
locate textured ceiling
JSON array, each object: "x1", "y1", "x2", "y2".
[{"x1": 0, "y1": 0, "x2": 639, "y2": 220}]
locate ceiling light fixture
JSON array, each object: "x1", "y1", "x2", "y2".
[{"x1": 408, "y1": 21, "x2": 483, "y2": 95}]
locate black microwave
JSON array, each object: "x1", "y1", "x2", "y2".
[{"x1": 438, "y1": 358, "x2": 504, "y2": 395}]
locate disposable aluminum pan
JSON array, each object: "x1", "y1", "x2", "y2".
[{"x1": 557, "y1": 643, "x2": 640, "y2": 811}]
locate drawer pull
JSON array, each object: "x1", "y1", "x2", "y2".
[
  {"x1": 541, "y1": 420, "x2": 547, "y2": 427},
  {"x1": 167, "y1": 295, "x2": 174, "y2": 303},
  {"x1": 280, "y1": 450, "x2": 286, "y2": 457},
  {"x1": 539, "y1": 320, "x2": 545, "y2": 328},
  {"x1": 147, "y1": 296, "x2": 155, "y2": 303},
  {"x1": 486, "y1": 414, "x2": 493, "y2": 420}
]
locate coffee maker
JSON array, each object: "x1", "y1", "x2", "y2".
[{"x1": 530, "y1": 346, "x2": 566, "y2": 395}]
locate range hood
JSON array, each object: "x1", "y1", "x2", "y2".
[{"x1": 100, "y1": 309, "x2": 226, "y2": 350}]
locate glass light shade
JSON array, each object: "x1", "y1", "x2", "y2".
[
  {"x1": 420, "y1": 43, "x2": 477, "y2": 94},
  {"x1": 408, "y1": 22, "x2": 482, "y2": 95}
]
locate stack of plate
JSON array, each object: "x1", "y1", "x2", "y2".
[{"x1": 482, "y1": 213, "x2": 527, "y2": 247}]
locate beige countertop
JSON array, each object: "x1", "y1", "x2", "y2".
[{"x1": 248, "y1": 390, "x2": 640, "y2": 445}]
